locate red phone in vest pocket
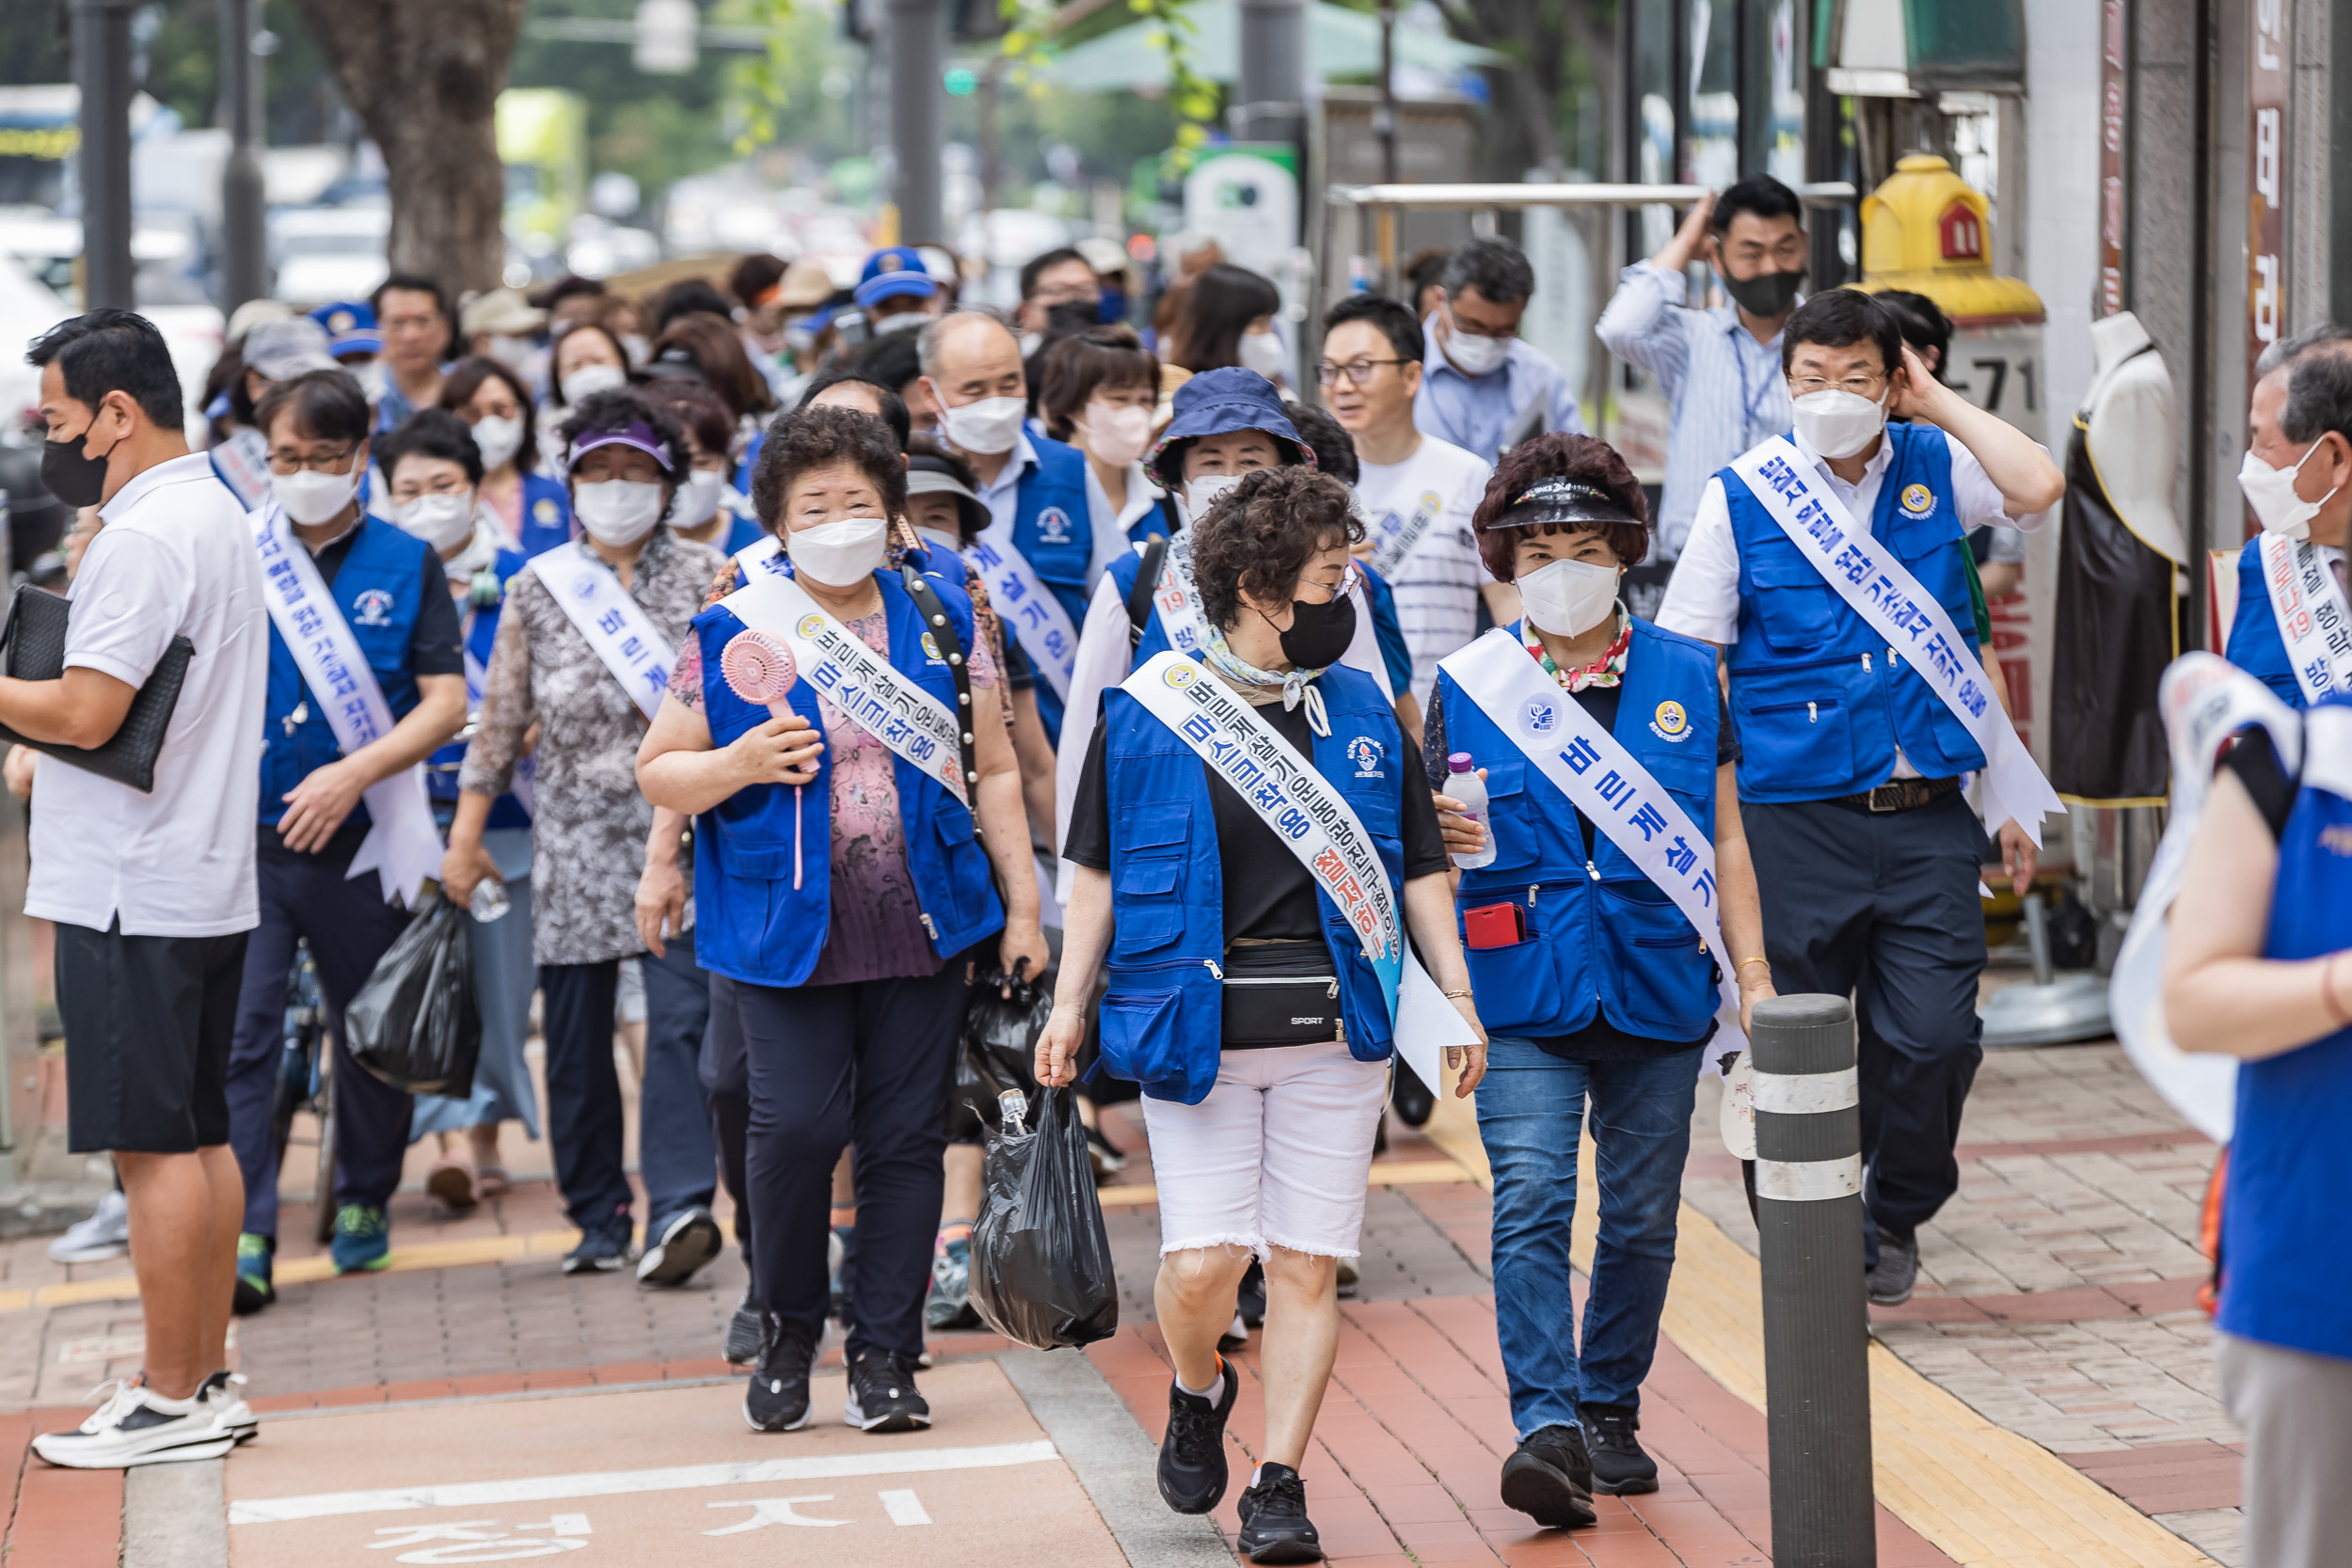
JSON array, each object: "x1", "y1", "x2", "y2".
[{"x1": 1462, "y1": 903, "x2": 1527, "y2": 949}]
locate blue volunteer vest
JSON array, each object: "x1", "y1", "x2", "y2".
[
  {"x1": 515, "y1": 472, "x2": 573, "y2": 560},
  {"x1": 1096, "y1": 661, "x2": 1406, "y2": 1105},
  {"x1": 260, "y1": 516, "x2": 433, "y2": 829},
  {"x1": 1104, "y1": 546, "x2": 1180, "y2": 665},
  {"x1": 2223, "y1": 535, "x2": 2308, "y2": 709},
  {"x1": 2217, "y1": 692, "x2": 2352, "y2": 1361},
  {"x1": 1722, "y1": 420, "x2": 1988, "y2": 802},
  {"x1": 691, "y1": 563, "x2": 1003, "y2": 989},
  {"x1": 426, "y1": 547, "x2": 530, "y2": 830},
  {"x1": 1009, "y1": 435, "x2": 1093, "y2": 743},
  {"x1": 1435, "y1": 618, "x2": 1723, "y2": 1041}
]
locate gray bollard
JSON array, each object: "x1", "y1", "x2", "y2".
[{"x1": 1750, "y1": 993, "x2": 1875, "y2": 1568}]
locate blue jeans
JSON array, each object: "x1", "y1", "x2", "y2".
[{"x1": 1476, "y1": 1035, "x2": 1700, "y2": 1437}]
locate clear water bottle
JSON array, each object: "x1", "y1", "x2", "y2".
[
  {"x1": 1447, "y1": 752, "x2": 1496, "y2": 870},
  {"x1": 469, "y1": 878, "x2": 511, "y2": 923}
]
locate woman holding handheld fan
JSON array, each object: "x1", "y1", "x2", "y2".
[{"x1": 637, "y1": 404, "x2": 1044, "y2": 1438}]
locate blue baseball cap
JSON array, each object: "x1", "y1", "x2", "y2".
[
  {"x1": 309, "y1": 300, "x2": 382, "y2": 358},
  {"x1": 853, "y1": 245, "x2": 938, "y2": 310},
  {"x1": 1147, "y1": 366, "x2": 1312, "y2": 488}
]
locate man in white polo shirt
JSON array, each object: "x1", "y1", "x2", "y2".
[{"x1": 10, "y1": 309, "x2": 269, "y2": 1467}]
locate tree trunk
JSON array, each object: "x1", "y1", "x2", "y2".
[{"x1": 290, "y1": 0, "x2": 526, "y2": 296}]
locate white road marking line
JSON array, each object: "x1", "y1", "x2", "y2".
[
  {"x1": 704, "y1": 1497, "x2": 847, "y2": 1533},
  {"x1": 878, "y1": 1489, "x2": 931, "y2": 1526},
  {"x1": 229, "y1": 1440, "x2": 1059, "y2": 1524}
]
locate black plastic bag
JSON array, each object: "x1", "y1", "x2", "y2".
[
  {"x1": 947, "y1": 967, "x2": 1050, "y2": 1139},
  {"x1": 969, "y1": 1085, "x2": 1119, "y2": 1350},
  {"x1": 344, "y1": 890, "x2": 480, "y2": 1098}
]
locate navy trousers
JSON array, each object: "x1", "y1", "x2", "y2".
[
  {"x1": 1740, "y1": 792, "x2": 1989, "y2": 1243},
  {"x1": 738, "y1": 958, "x2": 968, "y2": 1360},
  {"x1": 700, "y1": 974, "x2": 754, "y2": 1286},
  {"x1": 638, "y1": 932, "x2": 718, "y2": 1233},
  {"x1": 223, "y1": 841, "x2": 417, "y2": 1239}
]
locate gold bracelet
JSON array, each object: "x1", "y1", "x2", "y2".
[
  {"x1": 1735, "y1": 956, "x2": 1771, "y2": 974},
  {"x1": 1442, "y1": 988, "x2": 1473, "y2": 1001}
]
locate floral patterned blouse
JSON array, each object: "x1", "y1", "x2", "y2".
[{"x1": 461, "y1": 526, "x2": 728, "y2": 966}]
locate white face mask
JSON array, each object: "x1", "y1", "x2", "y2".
[
  {"x1": 390, "y1": 491, "x2": 477, "y2": 554},
  {"x1": 469, "y1": 414, "x2": 524, "y2": 472},
  {"x1": 352, "y1": 361, "x2": 389, "y2": 403},
  {"x1": 937, "y1": 394, "x2": 1027, "y2": 456},
  {"x1": 272, "y1": 466, "x2": 360, "y2": 527},
  {"x1": 1076, "y1": 402, "x2": 1153, "y2": 468},
  {"x1": 1440, "y1": 305, "x2": 1510, "y2": 377},
  {"x1": 572, "y1": 479, "x2": 665, "y2": 546},
  {"x1": 1517, "y1": 556, "x2": 1622, "y2": 639},
  {"x1": 1790, "y1": 388, "x2": 1889, "y2": 461},
  {"x1": 620, "y1": 333, "x2": 651, "y2": 367},
  {"x1": 788, "y1": 515, "x2": 890, "y2": 586},
  {"x1": 672, "y1": 468, "x2": 726, "y2": 529},
  {"x1": 1184, "y1": 471, "x2": 1244, "y2": 521},
  {"x1": 2239, "y1": 440, "x2": 2343, "y2": 541},
  {"x1": 913, "y1": 524, "x2": 963, "y2": 558},
  {"x1": 560, "y1": 363, "x2": 628, "y2": 405},
  {"x1": 1237, "y1": 329, "x2": 1289, "y2": 382}
]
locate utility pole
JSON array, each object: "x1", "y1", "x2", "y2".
[
  {"x1": 1232, "y1": 0, "x2": 1308, "y2": 159},
  {"x1": 888, "y1": 0, "x2": 944, "y2": 244},
  {"x1": 1376, "y1": 3, "x2": 1398, "y2": 184},
  {"x1": 73, "y1": 0, "x2": 135, "y2": 310},
  {"x1": 218, "y1": 0, "x2": 267, "y2": 312}
]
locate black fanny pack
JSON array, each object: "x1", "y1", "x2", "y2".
[{"x1": 1220, "y1": 941, "x2": 1343, "y2": 1050}]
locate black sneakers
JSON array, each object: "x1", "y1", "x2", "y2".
[
  {"x1": 1156, "y1": 1363, "x2": 1237, "y2": 1513},
  {"x1": 1867, "y1": 1227, "x2": 1920, "y2": 1307},
  {"x1": 723, "y1": 1291, "x2": 763, "y2": 1365},
  {"x1": 1236, "y1": 1259, "x2": 1268, "y2": 1329},
  {"x1": 743, "y1": 1313, "x2": 815, "y2": 1433},
  {"x1": 1499, "y1": 1423, "x2": 1596, "y2": 1528},
  {"x1": 1235, "y1": 1461, "x2": 1324, "y2": 1563},
  {"x1": 637, "y1": 1207, "x2": 722, "y2": 1288},
  {"x1": 1580, "y1": 1404, "x2": 1659, "y2": 1495},
  {"x1": 843, "y1": 1348, "x2": 930, "y2": 1433}
]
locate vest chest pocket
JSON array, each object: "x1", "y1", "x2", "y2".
[
  {"x1": 1744, "y1": 547, "x2": 1842, "y2": 655},
  {"x1": 1111, "y1": 800, "x2": 1192, "y2": 957},
  {"x1": 1474, "y1": 758, "x2": 1539, "y2": 872},
  {"x1": 1734, "y1": 693, "x2": 1852, "y2": 795}
]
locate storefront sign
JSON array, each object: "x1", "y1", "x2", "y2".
[
  {"x1": 2099, "y1": 0, "x2": 2128, "y2": 317},
  {"x1": 2248, "y1": 0, "x2": 2289, "y2": 383}
]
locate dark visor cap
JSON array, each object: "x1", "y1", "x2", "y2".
[{"x1": 1492, "y1": 474, "x2": 1645, "y2": 531}]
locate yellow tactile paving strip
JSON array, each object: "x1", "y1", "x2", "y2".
[{"x1": 1418, "y1": 1090, "x2": 2218, "y2": 1568}]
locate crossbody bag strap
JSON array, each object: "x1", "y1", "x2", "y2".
[
  {"x1": 1126, "y1": 535, "x2": 1168, "y2": 652},
  {"x1": 898, "y1": 563, "x2": 978, "y2": 807}
]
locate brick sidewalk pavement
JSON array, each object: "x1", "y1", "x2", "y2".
[{"x1": 4, "y1": 1035, "x2": 2244, "y2": 1567}]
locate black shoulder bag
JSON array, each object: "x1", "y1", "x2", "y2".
[{"x1": 0, "y1": 584, "x2": 193, "y2": 793}]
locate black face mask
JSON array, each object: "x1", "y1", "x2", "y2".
[
  {"x1": 1276, "y1": 592, "x2": 1358, "y2": 671},
  {"x1": 41, "y1": 428, "x2": 110, "y2": 510},
  {"x1": 1720, "y1": 266, "x2": 1806, "y2": 321}
]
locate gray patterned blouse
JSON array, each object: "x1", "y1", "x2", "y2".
[{"x1": 459, "y1": 526, "x2": 727, "y2": 966}]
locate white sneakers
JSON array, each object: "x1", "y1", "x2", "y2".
[
  {"x1": 31, "y1": 1370, "x2": 256, "y2": 1469},
  {"x1": 47, "y1": 1189, "x2": 131, "y2": 1264}
]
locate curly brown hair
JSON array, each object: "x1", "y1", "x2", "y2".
[
  {"x1": 1472, "y1": 432, "x2": 1650, "y2": 582},
  {"x1": 750, "y1": 403, "x2": 909, "y2": 531},
  {"x1": 1191, "y1": 466, "x2": 1363, "y2": 630}
]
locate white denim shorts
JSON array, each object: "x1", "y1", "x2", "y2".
[{"x1": 1139, "y1": 1039, "x2": 1391, "y2": 1259}]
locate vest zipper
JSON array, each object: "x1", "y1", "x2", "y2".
[
  {"x1": 919, "y1": 912, "x2": 938, "y2": 940},
  {"x1": 1526, "y1": 884, "x2": 1537, "y2": 907},
  {"x1": 1807, "y1": 701, "x2": 1818, "y2": 723},
  {"x1": 1203, "y1": 958, "x2": 1224, "y2": 980},
  {"x1": 1585, "y1": 860, "x2": 1599, "y2": 882},
  {"x1": 1862, "y1": 652, "x2": 1872, "y2": 673}
]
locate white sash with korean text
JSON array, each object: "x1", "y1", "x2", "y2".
[
  {"x1": 1121, "y1": 652, "x2": 1476, "y2": 1089},
  {"x1": 1144, "y1": 532, "x2": 1216, "y2": 657},
  {"x1": 1440, "y1": 627, "x2": 1747, "y2": 1059},
  {"x1": 2110, "y1": 653, "x2": 2305, "y2": 1142},
  {"x1": 532, "y1": 543, "x2": 676, "y2": 721},
  {"x1": 1728, "y1": 436, "x2": 2063, "y2": 844},
  {"x1": 251, "y1": 507, "x2": 443, "y2": 907},
  {"x1": 1369, "y1": 486, "x2": 1446, "y2": 578},
  {"x1": 2255, "y1": 531, "x2": 2352, "y2": 704},
  {"x1": 724, "y1": 538, "x2": 969, "y2": 804},
  {"x1": 965, "y1": 525, "x2": 1078, "y2": 703}
]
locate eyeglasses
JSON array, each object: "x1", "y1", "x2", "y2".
[
  {"x1": 1788, "y1": 373, "x2": 1888, "y2": 398},
  {"x1": 1314, "y1": 357, "x2": 1405, "y2": 388},
  {"x1": 267, "y1": 444, "x2": 361, "y2": 476},
  {"x1": 1294, "y1": 563, "x2": 1361, "y2": 603}
]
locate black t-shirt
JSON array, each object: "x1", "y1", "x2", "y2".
[
  {"x1": 1421, "y1": 670, "x2": 1739, "y2": 1064},
  {"x1": 1065, "y1": 697, "x2": 1451, "y2": 948},
  {"x1": 262, "y1": 526, "x2": 464, "y2": 862}
]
